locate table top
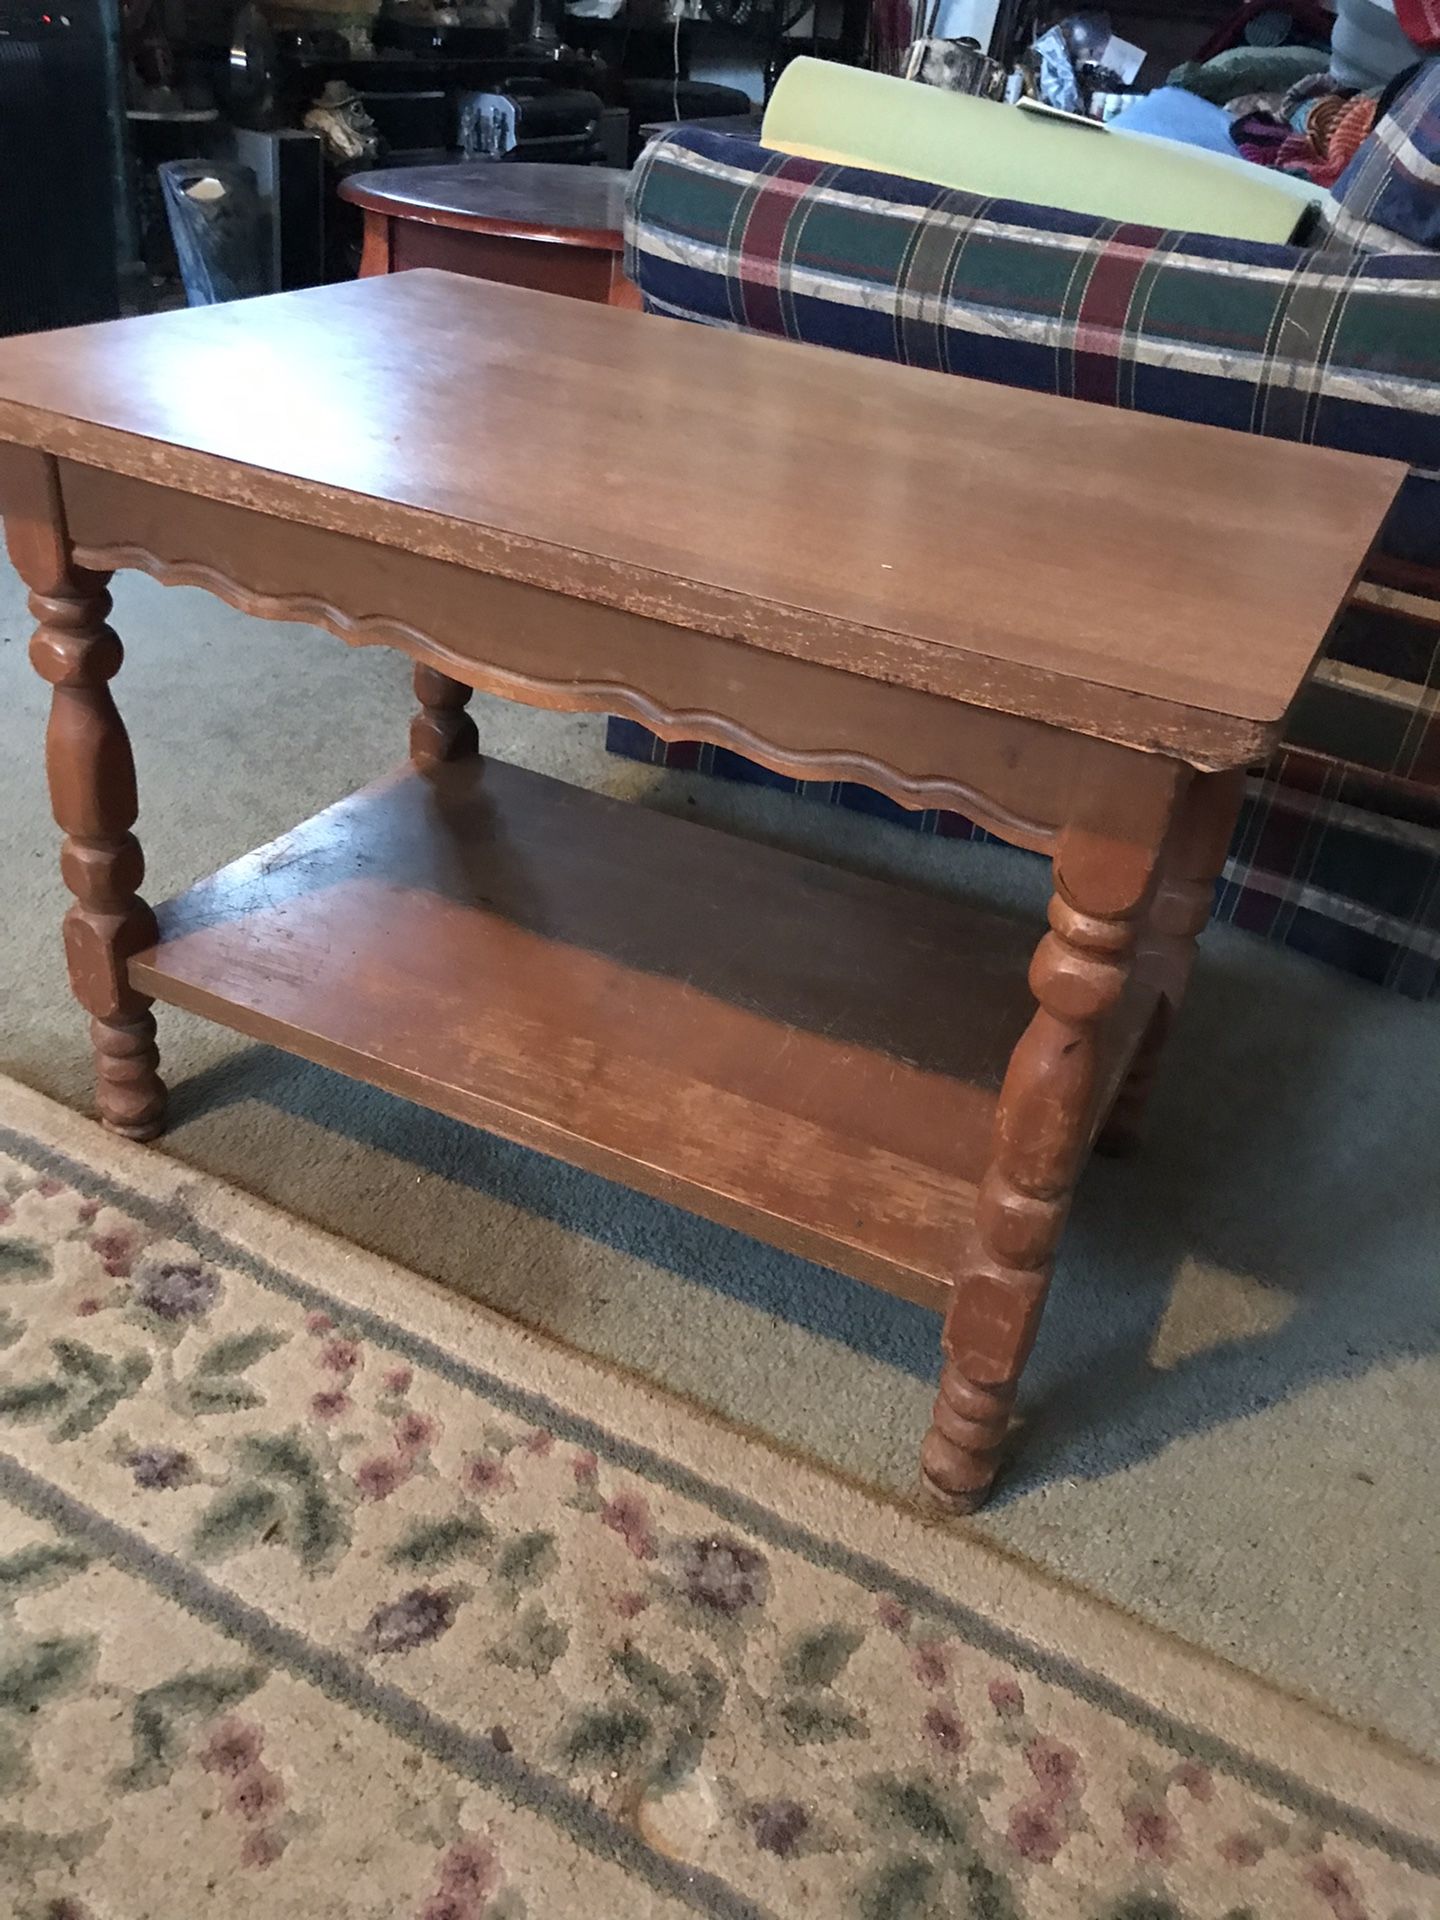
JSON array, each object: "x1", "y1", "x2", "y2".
[
  {"x1": 0, "y1": 271, "x2": 1403, "y2": 767},
  {"x1": 338, "y1": 163, "x2": 630, "y2": 248}
]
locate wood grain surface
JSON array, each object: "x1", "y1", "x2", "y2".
[{"x1": 0, "y1": 273, "x2": 1403, "y2": 766}]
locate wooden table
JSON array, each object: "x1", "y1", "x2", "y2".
[
  {"x1": 0, "y1": 272, "x2": 1401, "y2": 1511},
  {"x1": 340, "y1": 163, "x2": 638, "y2": 306}
]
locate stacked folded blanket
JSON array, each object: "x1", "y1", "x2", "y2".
[{"x1": 1231, "y1": 75, "x2": 1381, "y2": 186}]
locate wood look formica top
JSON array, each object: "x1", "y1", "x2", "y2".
[
  {"x1": 338, "y1": 162, "x2": 630, "y2": 247},
  {"x1": 0, "y1": 271, "x2": 1403, "y2": 765}
]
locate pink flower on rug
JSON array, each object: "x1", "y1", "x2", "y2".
[
  {"x1": 876, "y1": 1595, "x2": 910, "y2": 1635},
  {"x1": 0, "y1": 1202, "x2": 11, "y2": 1227},
  {"x1": 309, "y1": 1388, "x2": 350, "y2": 1423},
  {"x1": 37, "y1": 1177, "x2": 64, "y2": 1198},
  {"x1": 911, "y1": 1640, "x2": 948, "y2": 1691},
  {"x1": 416, "y1": 1898, "x2": 472, "y2": 1920},
  {"x1": 523, "y1": 1427, "x2": 554, "y2": 1456},
  {"x1": 1007, "y1": 1800, "x2": 1065, "y2": 1864},
  {"x1": 240, "y1": 1826, "x2": 287, "y2": 1869},
  {"x1": 601, "y1": 1491, "x2": 655, "y2": 1560},
  {"x1": 921, "y1": 1706, "x2": 970, "y2": 1755},
  {"x1": 90, "y1": 1229, "x2": 137, "y2": 1277},
  {"x1": 463, "y1": 1453, "x2": 513, "y2": 1496},
  {"x1": 356, "y1": 1454, "x2": 411, "y2": 1501},
  {"x1": 77, "y1": 1196, "x2": 101, "y2": 1223},
  {"x1": 384, "y1": 1364, "x2": 414, "y2": 1395},
  {"x1": 394, "y1": 1410, "x2": 440, "y2": 1457},
  {"x1": 1024, "y1": 1736, "x2": 1082, "y2": 1804},
  {"x1": 197, "y1": 1716, "x2": 264, "y2": 1777},
  {"x1": 1305, "y1": 1857, "x2": 1368, "y2": 1920},
  {"x1": 989, "y1": 1676, "x2": 1025, "y2": 1716},
  {"x1": 747, "y1": 1799, "x2": 810, "y2": 1857},
  {"x1": 1173, "y1": 1759, "x2": 1214, "y2": 1802},
  {"x1": 613, "y1": 1590, "x2": 650, "y2": 1619},
  {"x1": 437, "y1": 1837, "x2": 501, "y2": 1902},
  {"x1": 75, "y1": 1296, "x2": 102, "y2": 1316},
  {"x1": 305, "y1": 1310, "x2": 334, "y2": 1335},
  {"x1": 1218, "y1": 1832, "x2": 1266, "y2": 1867},
  {"x1": 318, "y1": 1336, "x2": 361, "y2": 1374},
  {"x1": 224, "y1": 1764, "x2": 285, "y2": 1823},
  {"x1": 1124, "y1": 1800, "x2": 1182, "y2": 1862},
  {"x1": 572, "y1": 1449, "x2": 599, "y2": 1485}
]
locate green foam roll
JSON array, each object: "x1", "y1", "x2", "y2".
[{"x1": 761, "y1": 59, "x2": 1315, "y2": 244}]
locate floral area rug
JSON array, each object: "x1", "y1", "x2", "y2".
[{"x1": 0, "y1": 1076, "x2": 1434, "y2": 1920}]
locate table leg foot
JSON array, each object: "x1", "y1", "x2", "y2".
[
  {"x1": 919, "y1": 1367, "x2": 1014, "y2": 1512},
  {"x1": 93, "y1": 1012, "x2": 166, "y2": 1140},
  {"x1": 411, "y1": 661, "x2": 479, "y2": 768}
]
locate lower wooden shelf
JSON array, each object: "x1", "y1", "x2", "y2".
[{"x1": 129, "y1": 757, "x2": 1134, "y2": 1311}]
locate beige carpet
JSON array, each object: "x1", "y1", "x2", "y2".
[
  {"x1": 1, "y1": 564, "x2": 1438, "y2": 1770},
  {"x1": 0, "y1": 1075, "x2": 1435, "y2": 1920}
]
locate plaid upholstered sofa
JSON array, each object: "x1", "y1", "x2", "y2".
[{"x1": 612, "y1": 96, "x2": 1440, "y2": 998}]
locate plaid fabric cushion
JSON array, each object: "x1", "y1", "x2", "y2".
[
  {"x1": 617, "y1": 130, "x2": 1440, "y2": 995},
  {"x1": 1325, "y1": 58, "x2": 1440, "y2": 254},
  {"x1": 627, "y1": 128, "x2": 1440, "y2": 569}
]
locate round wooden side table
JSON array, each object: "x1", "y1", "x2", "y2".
[{"x1": 339, "y1": 163, "x2": 639, "y2": 307}]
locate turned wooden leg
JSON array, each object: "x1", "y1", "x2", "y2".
[
  {"x1": 410, "y1": 661, "x2": 479, "y2": 768},
  {"x1": 1097, "y1": 768, "x2": 1245, "y2": 1157},
  {"x1": 921, "y1": 768, "x2": 1177, "y2": 1513},
  {"x1": 16, "y1": 512, "x2": 167, "y2": 1140}
]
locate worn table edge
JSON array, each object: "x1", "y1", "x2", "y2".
[{"x1": 0, "y1": 360, "x2": 1401, "y2": 773}]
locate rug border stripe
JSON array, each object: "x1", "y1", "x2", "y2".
[{"x1": 0, "y1": 1452, "x2": 770, "y2": 1920}]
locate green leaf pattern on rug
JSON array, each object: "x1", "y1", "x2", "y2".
[
  {"x1": 564, "y1": 1706, "x2": 652, "y2": 1770},
  {"x1": 177, "y1": 1327, "x2": 288, "y2": 1416},
  {"x1": 191, "y1": 1431, "x2": 348, "y2": 1573},
  {"x1": 0, "y1": 1149, "x2": 1431, "y2": 1920},
  {"x1": 388, "y1": 1512, "x2": 495, "y2": 1570},
  {"x1": 0, "y1": 1539, "x2": 90, "y2": 1599},
  {"x1": 0, "y1": 1240, "x2": 48, "y2": 1280},
  {"x1": 492, "y1": 1528, "x2": 557, "y2": 1602},
  {"x1": 0, "y1": 1632, "x2": 97, "y2": 1714},
  {"x1": 0, "y1": 1339, "x2": 150, "y2": 1442},
  {"x1": 616, "y1": 1649, "x2": 727, "y2": 1797},
  {"x1": 777, "y1": 1621, "x2": 867, "y2": 1745},
  {"x1": 0, "y1": 1378, "x2": 68, "y2": 1423},
  {"x1": 115, "y1": 1665, "x2": 269, "y2": 1793},
  {"x1": 191, "y1": 1482, "x2": 285, "y2": 1562},
  {"x1": 490, "y1": 1601, "x2": 568, "y2": 1677},
  {"x1": 0, "y1": 1527, "x2": 95, "y2": 1799},
  {"x1": 856, "y1": 1855, "x2": 938, "y2": 1920}
]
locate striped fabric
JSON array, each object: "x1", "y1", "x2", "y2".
[
  {"x1": 1325, "y1": 58, "x2": 1440, "y2": 253},
  {"x1": 616, "y1": 129, "x2": 1440, "y2": 995}
]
